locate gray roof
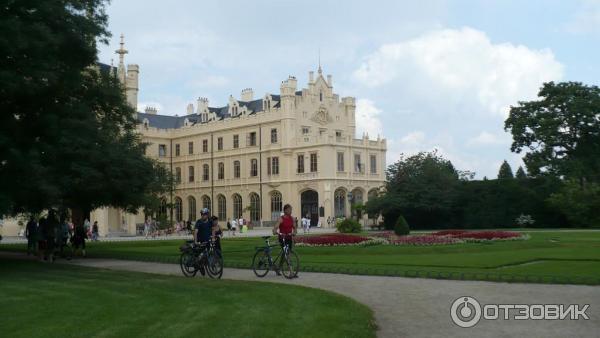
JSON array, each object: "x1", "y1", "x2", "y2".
[
  {"x1": 138, "y1": 97, "x2": 278, "y2": 129},
  {"x1": 97, "y1": 62, "x2": 116, "y2": 74}
]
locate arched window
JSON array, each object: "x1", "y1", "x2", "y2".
[
  {"x1": 352, "y1": 189, "x2": 363, "y2": 205},
  {"x1": 233, "y1": 194, "x2": 242, "y2": 219},
  {"x1": 202, "y1": 195, "x2": 211, "y2": 213},
  {"x1": 158, "y1": 198, "x2": 167, "y2": 219},
  {"x1": 249, "y1": 193, "x2": 260, "y2": 222},
  {"x1": 271, "y1": 191, "x2": 282, "y2": 220},
  {"x1": 334, "y1": 188, "x2": 346, "y2": 217},
  {"x1": 217, "y1": 194, "x2": 226, "y2": 221},
  {"x1": 188, "y1": 196, "x2": 196, "y2": 221},
  {"x1": 174, "y1": 197, "x2": 183, "y2": 222}
]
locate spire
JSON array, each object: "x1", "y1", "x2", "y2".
[
  {"x1": 317, "y1": 48, "x2": 322, "y2": 74},
  {"x1": 115, "y1": 34, "x2": 128, "y2": 83}
]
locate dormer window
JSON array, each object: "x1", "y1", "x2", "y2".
[
  {"x1": 320, "y1": 91, "x2": 323, "y2": 102},
  {"x1": 201, "y1": 109, "x2": 208, "y2": 123}
]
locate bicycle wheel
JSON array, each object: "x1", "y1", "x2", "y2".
[
  {"x1": 252, "y1": 249, "x2": 270, "y2": 277},
  {"x1": 206, "y1": 249, "x2": 224, "y2": 279},
  {"x1": 180, "y1": 252, "x2": 197, "y2": 277},
  {"x1": 281, "y1": 250, "x2": 299, "y2": 279}
]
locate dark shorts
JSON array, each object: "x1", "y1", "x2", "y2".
[
  {"x1": 278, "y1": 235, "x2": 293, "y2": 250},
  {"x1": 73, "y1": 237, "x2": 86, "y2": 249}
]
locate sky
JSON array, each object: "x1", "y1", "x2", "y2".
[{"x1": 98, "y1": 0, "x2": 600, "y2": 179}]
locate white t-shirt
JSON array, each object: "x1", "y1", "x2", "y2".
[{"x1": 231, "y1": 220, "x2": 238, "y2": 229}]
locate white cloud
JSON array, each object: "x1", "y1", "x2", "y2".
[
  {"x1": 467, "y1": 131, "x2": 510, "y2": 147},
  {"x1": 353, "y1": 27, "x2": 564, "y2": 116},
  {"x1": 355, "y1": 99, "x2": 383, "y2": 138}
]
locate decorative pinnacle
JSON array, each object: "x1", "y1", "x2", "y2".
[
  {"x1": 115, "y1": 33, "x2": 128, "y2": 65},
  {"x1": 318, "y1": 48, "x2": 322, "y2": 74}
]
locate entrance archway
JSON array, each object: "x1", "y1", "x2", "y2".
[{"x1": 301, "y1": 189, "x2": 319, "y2": 227}]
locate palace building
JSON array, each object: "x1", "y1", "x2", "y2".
[{"x1": 1, "y1": 37, "x2": 386, "y2": 237}]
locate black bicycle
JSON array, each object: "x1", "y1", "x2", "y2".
[
  {"x1": 53, "y1": 236, "x2": 73, "y2": 261},
  {"x1": 252, "y1": 235, "x2": 299, "y2": 279},
  {"x1": 180, "y1": 239, "x2": 223, "y2": 279}
]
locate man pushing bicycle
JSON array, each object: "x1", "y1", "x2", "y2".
[{"x1": 273, "y1": 204, "x2": 297, "y2": 250}]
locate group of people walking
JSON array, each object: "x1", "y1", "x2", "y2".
[{"x1": 25, "y1": 211, "x2": 99, "y2": 262}]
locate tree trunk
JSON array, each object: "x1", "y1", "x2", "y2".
[{"x1": 71, "y1": 207, "x2": 85, "y2": 227}]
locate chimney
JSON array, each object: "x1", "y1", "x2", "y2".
[
  {"x1": 144, "y1": 106, "x2": 157, "y2": 115},
  {"x1": 186, "y1": 103, "x2": 194, "y2": 115},
  {"x1": 196, "y1": 97, "x2": 209, "y2": 113},
  {"x1": 241, "y1": 88, "x2": 254, "y2": 101}
]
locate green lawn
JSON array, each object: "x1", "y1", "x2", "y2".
[
  {"x1": 0, "y1": 259, "x2": 375, "y2": 338},
  {"x1": 3, "y1": 231, "x2": 600, "y2": 284}
]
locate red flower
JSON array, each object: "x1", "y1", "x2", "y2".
[{"x1": 295, "y1": 233, "x2": 370, "y2": 246}]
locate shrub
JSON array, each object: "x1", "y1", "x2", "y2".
[
  {"x1": 336, "y1": 218, "x2": 362, "y2": 233},
  {"x1": 394, "y1": 216, "x2": 410, "y2": 236}
]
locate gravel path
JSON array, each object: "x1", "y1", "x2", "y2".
[{"x1": 58, "y1": 257, "x2": 600, "y2": 338}]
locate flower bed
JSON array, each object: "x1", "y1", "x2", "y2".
[
  {"x1": 295, "y1": 233, "x2": 372, "y2": 246},
  {"x1": 388, "y1": 235, "x2": 462, "y2": 246},
  {"x1": 431, "y1": 230, "x2": 526, "y2": 242},
  {"x1": 431, "y1": 230, "x2": 469, "y2": 236}
]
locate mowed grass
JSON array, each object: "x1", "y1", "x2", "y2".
[
  {"x1": 3, "y1": 231, "x2": 600, "y2": 284},
  {"x1": 0, "y1": 259, "x2": 375, "y2": 338}
]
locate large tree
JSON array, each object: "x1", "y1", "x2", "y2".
[
  {"x1": 0, "y1": 1, "x2": 171, "y2": 222},
  {"x1": 497, "y1": 160, "x2": 514, "y2": 179}
]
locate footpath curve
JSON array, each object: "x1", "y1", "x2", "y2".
[{"x1": 64, "y1": 258, "x2": 599, "y2": 338}]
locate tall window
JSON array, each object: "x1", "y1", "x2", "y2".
[
  {"x1": 202, "y1": 195, "x2": 211, "y2": 212},
  {"x1": 248, "y1": 132, "x2": 257, "y2": 146},
  {"x1": 218, "y1": 162, "x2": 224, "y2": 180},
  {"x1": 188, "y1": 166, "x2": 194, "y2": 182},
  {"x1": 249, "y1": 193, "x2": 260, "y2": 222},
  {"x1": 319, "y1": 91, "x2": 323, "y2": 101},
  {"x1": 203, "y1": 164, "x2": 209, "y2": 181},
  {"x1": 269, "y1": 157, "x2": 279, "y2": 175},
  {"x1": 188, "y1": 141, "x2": 193, "y2": 154},
  {"x1": 202, "y1": 139, "x2": 208, "y2": 153},
  {"x1": 174, "y1": 197, "x2": 183, "y2": 222},
  {"x1": 271, "y1": 191, "x2": 282, "y2": 220},
  {"x1": 337, "y1": 152, "x2": 344, "y2": 172},
  {"x1": 217, "y1": 195, "x2": 226, "y2": 220},
  {"x1": 334, "y1": 189, "x2": 346, "y2": 217},
  {"x1": 158, "y1": 144, "x2": 166, "y2": 157},
  {"x1": 354, "y1": 154, "x2": 362, "y2": 173},
  {"x1": 233, "y1": 194, "x2": 242, "y2": 219},
  {"x1": 175, "y1": 144, "x2": 180, "y2": 156},
  {"x1": 297, "y1": 154, "x2": 304, "y2": 173},
  {"x1": 233, "y1": 135, "x2": 239, "y2": 148},
  {"x1": 188, "y1": 196, "x2": 196, "y2": 221},
  {"x1": 370, "y1": 155, "x2": 377, "y2": 174},
  {"x1": 175, "y1": 167, "x2": 181, "y2": 183},
  {"x1": 271, "y1": 128, "x2": 278, "y2": 143},
  {"x1": 310, "y1": 153, "x2": 318, "y2": 172},
  {"x1": 302, "y1": 127, "x2": 310, "y2": 135},
  {"x1": 233, "y1": 161, "x2": 240, "y2": 178},
  {"x1": 250, "y1": 159, "x2": 258, "y2": 177},
  {"x1": 158, "y1": 198, "x2": 167, "y2": 219},
  {"x1": 217, "y1": 137, "x2": 223, "y2": 151}
]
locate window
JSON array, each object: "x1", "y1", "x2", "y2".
[
  {"x1": 310, "y1": 153, "x2": 318, "y2": 172},
  {"x1": 233, "y1": 194, "x2": 242, "y2": 219},
  {"x1": 188, "y1": 196, "x2": 196, "y2": 221},
  {"x1": 337, "y1": 152, "x2": 344, "y2": 172},
  {"x1": 158, "y1": 144, "x2": 167, "y2": 157},
  {"x1": 271, "y1": 128, "x2": 277, "y2": 143},
  {"x1": 271, "y1": 191, "x2": 282, "y2": 220},
  {"x1": 334, "y1": 189, "x2": 346, "y2": 217},
  {"x1": 354, "y1": 154, "x2": 362, "y2": 173},
  {"x1": 336, "y1": 131, "x2": 342, "y2": 142},
  {"x1": 217, "y1": 195, "x2": 226, "y2": 220},
  {"x1": 202, "y1": 139, "x2": 208, "y2": 153},
  {"x1": 203, "y1": 164, "x2": 209, "y2": 181},
  {"x1": 188, "y1": 166, "x2": 194, "y2": 182},
  {"x1": 271, "y1": 157, "x2": 279, "y2": 175},
  {"x1": 297, "y1": 154, "x2": 304, "y2": 173},
  {"x1": 188, "y1": 141, "x2": 193, "y2": 154},
  {"x1": 302, "y1": 127, "x2": 310, "y2": 135},
  {"x1": 250, "y1": 159, "x2": 258, "y2": 177},
  {"x1": 202, "y1": 195, "x2": 211, "y2": 212},
  {"x1": 248, "y1": 132, "x2": 257, "y2": 146},
  {"x1": 233, "y1": 135, "x2": 239, "y2": 149},
  {"x1": 233, "y1": 161, "x2": 240, "y2": 178},
  {"x1": 370, "y1": 155, "x2": 377, "y2": 174},
  {"x1": 249, "y1": 193, "x2": 260, "y2": 222},
  {"x1": 319, "y1": 91, "x2": 323, "y2": 102},
  {"x1": 175, "y1": 167, "x2": 181, "y2": 183},
  {"x1": 218, "y1": 162, "x2": 224, "y2": 180},
  {"x1": 175, "y1": 144, "x2": 180, "y2": 156},
  {"x1": 267, "y1": 157, "x2": 270, "y2": 175},
  {"x1": 217, "y1": 137, "x2": 223, "y2": 151},
  {"x1": 158, "y1": 198, "x2": 167, "y2": 219},
  {"x1": 174, "y1": 197, "x2": 183, "y2": 222}
]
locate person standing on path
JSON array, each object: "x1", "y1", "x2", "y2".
[
  {"x1": 72, "y1": 222, "x2": 87, "y2": 257},
  {"x1": 194, "y1": 208, "x2": 212, "y2": 276},
  {"x1": 92, "y1": 221, "x2": 99, "y2": 241},
  {"x1": 25, "y1": 216, "x2": 38, "y2": 255}
]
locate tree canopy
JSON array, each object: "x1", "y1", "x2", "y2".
[
  {"x1": 497, "y1": 160, "x2": 514, "y2": 179},
  {"x1": 0, "y1": 1, "x2": 171, "y2": 221}
]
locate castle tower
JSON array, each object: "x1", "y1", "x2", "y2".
[{"x1": 115, "y1": 34, "x2": 139, "y2": 110}]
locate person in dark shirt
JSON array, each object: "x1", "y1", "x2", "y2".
[
  {"x1": 211, "y1": 216, "x2": 223, "y2": 252},
  {"x1": 194, "y1": 208, "x2": 212, "y2": 244},
  {"x1": 25, "y1": 216, "x2": 38, "y2": 255},
  {"x1": 72, "y1": 223, "x2": 87, "y2": 257}
]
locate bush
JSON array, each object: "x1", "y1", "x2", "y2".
[
  {"x1": 394, "y1": 216, "x2": 410, "y2": 236},
  {"x1": 336, "y1": 218, "x2": 362, "y2": 233}
]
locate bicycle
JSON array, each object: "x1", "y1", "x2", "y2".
[
  {"x1": 252, "y1": 235, "x2": 299, "y2": 279},
  {"x1": 180, "y1": 239, "x2": 223, "y2": 279},
  {"x1": 52, "y1": 236, "x2": 73, "y2": 261}
]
